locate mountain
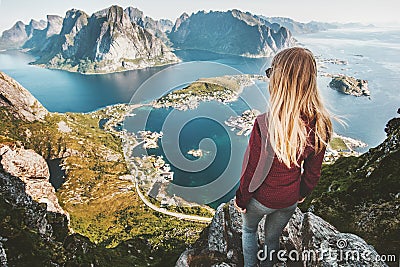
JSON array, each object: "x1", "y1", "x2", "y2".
[
  {"x1": 258, "y1": 16, "x2": 338, "y2": 34},
  {"x1": 0, "y1": 19, "x2": 46, "y2": 50},
  {"x1": 29, "y1": 5, "x2": 179, "y2": 73},
  {"x1": 301, "y1": 109, "x2": 400, "y2": 257},
  {"x1": 169, "y1": 10, "x2": 296, "y2": 57},
  {"x1": 0, "y1": 6, "x2": 179, "y2": 74}
]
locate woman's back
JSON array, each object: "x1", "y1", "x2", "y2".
[{"x1": 253, "y1": 113, "x2": 325, "y2": 209}]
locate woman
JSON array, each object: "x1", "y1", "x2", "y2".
[{"x1": 234, "y1": 47, "x2": 333, "y2": 267}]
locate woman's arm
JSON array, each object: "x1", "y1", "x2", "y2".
[
  {"x1": 235, "y1": 119, "x2": 262, "y2": 209},
  {"x1": 299, "y1": 146, "x2": 326, "y2": 198}
]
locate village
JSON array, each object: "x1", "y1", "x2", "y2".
[{"x1": 224, "y1": 109, "x2": 261, "y2": 136}]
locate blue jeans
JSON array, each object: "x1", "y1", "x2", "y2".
[{"x1": 242, "y1": 198, "x2": 297, "y2": 267}]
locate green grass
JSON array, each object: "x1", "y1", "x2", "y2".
[{"x1": 328, "y1": 137, "x2": 348, "y2": 151}]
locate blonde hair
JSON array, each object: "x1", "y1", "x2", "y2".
[{"x1": 267, "y1": 47, "x2": 333, "y2": 167}]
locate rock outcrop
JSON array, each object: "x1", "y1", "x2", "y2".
[
  {"x1": 169, "y1": 10, "x2": 296, "y2": 57},
  {"x1": 0, "y1": 71, "x2": 48, "y2": 122},
  {"x1": 329, "y1": 75, "x2": 370, "y2": 97},
  {"x1": 0, "y1": 144, "x2": 67, "y2": 217},
  {"x1": 176, "y1": 199, "x2": 388, "y2": 266}
]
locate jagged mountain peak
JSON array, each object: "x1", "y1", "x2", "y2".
[
  {"x1": 124, "y1": 6, "x2": 144, "y2": 21},
  {"x1": 60, "y1": 9, "x2": 88, "y2": 36},
  {"x1": 105, "y1": 5, "x2": 130, "y2": 24},
  {"x1": 45, "y1": 15, "x2": 63, "y2": 38},
  {"x1": 28, "y1": 19, "x2": 47, "y2": 30}
]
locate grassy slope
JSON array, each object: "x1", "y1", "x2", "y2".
[{"x1": 0, "y1": 106, "x2": 206, "y2": 266}]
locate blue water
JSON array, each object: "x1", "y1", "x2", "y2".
[{"x1": 1, "y1": 26, "x2": 399, "y2": 206}]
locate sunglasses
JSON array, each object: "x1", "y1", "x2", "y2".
[{"x1": 265, "y1": 67, "x2": 272, "y2": 78}]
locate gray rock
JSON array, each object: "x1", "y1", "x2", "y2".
[
  {"x1": 0, "y1": 145, "x2": 68, "y2": 217},
  {"x1": 0, "y1": 170, "x2": 53, "y2": 236},
  {"x1": 0, "y1": 145, "x2": 49, "y2": 179},
  {"x1": 0, "y1": 71, "x2": 48, "y2": 122},
  {"x1": 177, "y1": 199, "x2": 388, "y2": 266}
]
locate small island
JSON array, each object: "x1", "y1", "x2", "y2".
[
  {"x1": 187, "y1": 149, "x2": 203, "y2": 158},
  {"x1": 329, "y1": 75, "x2": 370, "y2": 97},
  {"x1": 225, "y1": 109, "x2": 260, "y2": 136}
]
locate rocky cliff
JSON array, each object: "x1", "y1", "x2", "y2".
[
  {"x1": 176, "y1": 199, "x2": 387, "y2": 266},
  {"x1": 169, "y1": 10, "x2": 296, "y2": 57},
  {"x1": 0, "y1": 72, "x2": 48, "y2": 122},
  {"x1": 0, "y1": 166, "x2": 164, "y2": 266}
]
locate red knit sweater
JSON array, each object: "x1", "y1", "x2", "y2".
[{"x1": 235, "y1": 113, "x2": 326, "y2": 209}]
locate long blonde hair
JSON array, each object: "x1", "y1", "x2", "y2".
[{"x1": 267, "y1": 47, "x2": 333, "y2": 167}]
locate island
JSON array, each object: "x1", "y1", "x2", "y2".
[
  {"x1": 225, "y1": 109, "x2": 260, "y2": 136},
  {"x1": 329, "y1": 75, "x2": 370, "y2": 97},
  {"x1": 187, "y1": 149, "x2": 203, "y2": 158},
  {"x1": 154, "y1": 74, "x2": 268, "y2": 110}
]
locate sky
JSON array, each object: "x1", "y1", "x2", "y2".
[{"x1": 0, "y1": 0, "x2": 399, "y2": 32}]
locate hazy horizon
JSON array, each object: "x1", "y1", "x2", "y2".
[{"x1": 0, "y1": 0, "x2": 399, "y2": 32}]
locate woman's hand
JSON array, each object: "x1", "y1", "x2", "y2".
[
  {"x1": 297, "y1": 197, "x2": 306, "y2": 203},
  {"x1": 234, "y1": 198, "x2": 246, "y2": 213}
]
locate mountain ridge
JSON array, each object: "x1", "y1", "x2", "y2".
[
  {"x1": 32, "y1": 5, "x2": 180, "y2": 73},
  {"x1": 169, "y1": 9, "x2": 295, "y2": 57}
]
